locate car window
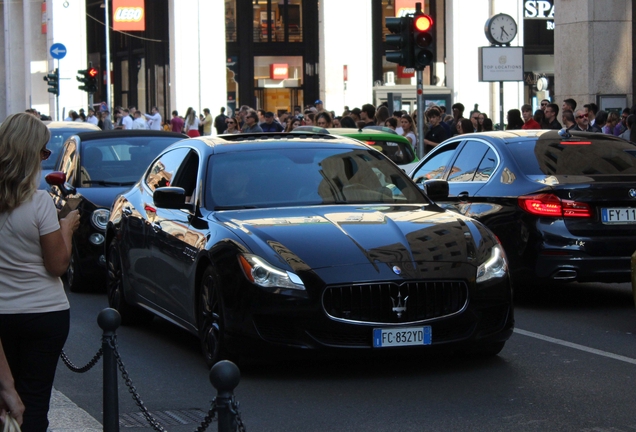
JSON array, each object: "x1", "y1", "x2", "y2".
[
  {"x1": 78, "y1": 136, "x2": 182, "y2": 187},
  {"x1": 145, "y1": 147, "x2": 191, "y2": 192},
  {"x1": 207, "y1": 147, "x2": 427, "y2": 209},
  {"x1": 411, "y1": 141, "x2": 460, "y2": 183},
  {"x1": 474, "y1": 148, "x2": 497, "y2": 182},
  {"x1": 448, "y1": 141, "x2": 490, "y2": 182},
  {"x1": 59, "y1": 139, "x2": 78, "y2": 185},
  {"x1": 171, "y1": 150, "x2": 200, "y2": 203},
  {"x1": 507, "y1": 131, "x2": 636, "y2": 175},
  {"x1": 367, "y1": 138, "x2": 416, "y2": 165}
]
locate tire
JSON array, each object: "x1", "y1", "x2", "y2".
[
  {"x1": 198, "y1": 266, "x2": 235, "y2": 368},
  {"x1": 66, "y1": 246, "x2": 86, "y2": 293},
  {"x1": 106, "y1": 240, "x2": 153, "y2": 325}
]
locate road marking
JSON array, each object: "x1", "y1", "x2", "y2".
[{"x1": 514, "y1": 328, "x2": 636, "y2": 365}]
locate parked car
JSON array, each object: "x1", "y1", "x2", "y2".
[
  {"x1": 409, "y1": 129, "x2": 636, "y2": 293},
  {"x1": 46, "y1": 130, "x2": 187, "y2": 292},
  {"x1": 106, "y1": 131, "x2": 513, "y2": 366},
  {"x1": 41, "y1": 121, "x2": 101, "y2": 189}
]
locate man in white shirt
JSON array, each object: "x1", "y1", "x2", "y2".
[
  {"x1": 121, "y1": 108, "x2": 133, "y2": 130},
  {"x1": 86, "y1": 108, "x2": 99, "y2": 125},
  {"x1": 132, "y1": 111, "x2": 148, "y2": 129},
  {"x1": 144, "y1": 106, "x2": 162, "y2": 131}
]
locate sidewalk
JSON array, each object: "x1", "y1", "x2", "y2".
[{"x1": 48, "y1": 388, "x2": 102, "y2": 432}]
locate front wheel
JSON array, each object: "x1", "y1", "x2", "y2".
[
  {"x1": 107, "y1": 240, "x2": 152, "y2": 325},
  {"x1": 198, "y1": 266, "x2": 234, "y2": 367}
]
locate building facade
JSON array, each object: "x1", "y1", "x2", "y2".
[{"x1": 0, "y1": 0, "x2": 633, "y2": 125}]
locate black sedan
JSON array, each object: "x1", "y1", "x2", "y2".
[
  {"x1": 106, "y1": 131, "x2": 513, "y2": 366},
  {"x1": 409, "y1": 129, "x2": 636, "y2": 293},
  {"x1": 41, "y1": 121, "x2": 101, "y2": 189},
  {"x1": 46, "y1": 130, "x2": 186, "y2": 292}
]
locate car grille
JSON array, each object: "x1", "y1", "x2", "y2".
[{"x1": 322, "y1": 281, "x2": 468, "y2": 325}]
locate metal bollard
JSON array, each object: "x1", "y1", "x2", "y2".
[
  {"x1": 210, "y1": 360, "x2": 241, "y2": 432},
  {"x1": 98, "y1": 308, "x2": 122, "y2": 432}
]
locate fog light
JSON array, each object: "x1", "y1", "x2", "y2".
[
  {"x1": 89, "y1": 233, "x2": 104, "y2": 245},
  {"x1": 98, "y1": 255, "x2": 106, "y2": 266}
]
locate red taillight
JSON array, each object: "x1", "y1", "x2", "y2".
[
  {"x1": 518, "y1": 193, "x2": 592, "y2": 218},
  {"x1": 365, "y1": 141, "x2": 376, "y2": 146}
]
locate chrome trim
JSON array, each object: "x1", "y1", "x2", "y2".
[{"x1": 321, "y1": 280, "x2": 469, "y2": 326}]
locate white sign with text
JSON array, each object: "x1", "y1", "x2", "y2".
[{"x1": 479, "y1": 47, "x2": 524, "y2": 82}]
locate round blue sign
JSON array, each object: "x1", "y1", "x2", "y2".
[{"x1": 49, "y1": 43, "x2": 67, "y2": 60}]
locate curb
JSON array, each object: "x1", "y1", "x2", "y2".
[{"x1": 48, "y1": 388, "x2": 102, "y2": 432}]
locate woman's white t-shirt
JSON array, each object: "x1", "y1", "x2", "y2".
[
  {"x1": 0, "y1": 190, "x2": 69, "y2": 313},
  {"x1": 405, "y1": 131, "x2": 417, "y2": 148}
]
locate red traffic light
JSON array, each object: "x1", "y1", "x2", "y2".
[
  {"x1": 414, "y1": 15, "x2": 433, "y2": 32},
  {"x1": 88, "y1": 67, "x2": 98, "y2": 78}
]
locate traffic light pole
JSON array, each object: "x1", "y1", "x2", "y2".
[
  {"x1": 416, "y1": 69, "x2": 425, "y2": 158},
  {"x1": 499, "y1": 81, "x2": 504, "y2": 130},
  {"x1": 55, "y1": 60, "x2": 60, "y2": 121}
]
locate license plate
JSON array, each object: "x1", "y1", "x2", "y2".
[
  {"x1": 373, "y1": 326, "x2": 432, "y2": 348},
  {"x1": 601, "y1": 208, "x2": 636, "y2": 224}
]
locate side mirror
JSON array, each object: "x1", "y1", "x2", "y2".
[
  {"x1": 423, "y1": 179, "x2": 449, "y2": 201},
  {"x1": 45, "y1": 171, "x2": 76, "y2": 196},
  {"x1": 154, "y1": 187, "x2": 193, "y2": 211}
]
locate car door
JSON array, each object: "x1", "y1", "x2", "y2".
[
  {"x1": 132, "y1": 147, "x2": 192, "y2": 306},
  {"x1": 48, "y1": 137, "x2": 80, "y2": 214},
  {"x1": 150, "y1": 149, "x2": 201, "y2": 324},
  {"x1": 444, "y1": 140, "x2": 498, "y2": 216}
]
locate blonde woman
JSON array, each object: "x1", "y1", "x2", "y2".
[
  {"x1": 184, "y1": 107, "x2": 200, "y2": 138},
  {"x1": 0, "y1": 113, "x2": 80, "y2": 431},
  {"x1": 400, "y1": 114, "x2": 418, "y2": 148}
]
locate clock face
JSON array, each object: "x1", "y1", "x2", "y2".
[{"x1": 486, "y1": 14, "x2": 517, "y2": 45}]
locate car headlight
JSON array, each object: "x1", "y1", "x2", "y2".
[
  {"x1": 91, "y1": 208, "x2": 110, "y2": 230},
  {"x1": 476, "y1": 244, "x2": 508, "y2": 283},
  {"x1": 238, "y1": 254, "x2": 305, "y2": 291}
]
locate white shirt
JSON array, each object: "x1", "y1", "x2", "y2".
[
  {"x1": 122, "y1": 115, "x2": 133, "y2": 130},
  {"x1": 145, "y1": 112, "x2": 162, "y2": 130},
  {"x1": 86, "y1": 115, "x2": 99, "y2": 125},
  {"x1": 0, "y1": 191, "x2": 69, "y2": 313},
  {"x1": 132, "y1": 117, "x2": 149, "y2": 129}
]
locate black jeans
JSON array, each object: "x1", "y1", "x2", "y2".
[{"x1": 0, "y1": 310, "x2": 70, "y2": 432}]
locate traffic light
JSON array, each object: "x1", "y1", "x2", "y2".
[
  {"x1": 412, "y1": 13, "x2": 435, "y2": 70},
  {"x1": 44, "y1": 68, "x2": 59, "y2": 96},
  {"x1": 385, "y1": 16, "x2": 414, "y2": 68},
  {"x1": 77, "y1": 67, "x2": 98, "y2": 93}
]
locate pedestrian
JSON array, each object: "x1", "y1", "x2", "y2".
[
  {"x1": 384, "y1": 117, "x2": 397, "y2": 131},
  {"x1": 144, "y1": 106, "x2": 162, "y2": 131},
  {"x1": 101, "y1": 110, "x2": 114, "y2": 131},
  {"x1": 332, "y1": 116, "x2": 342, "y2": 128},
  {"x1": 339, "y1": 116, "x2": 357, "y2": 128},
  {"x1": 184, "y1": 107, "x2": 200, "y2": 137},
  {"x1": 314, "y1": 100, "x2": 324, "y2": 112},
  {"x1": 562, "y1": 110, "x2": 576, "y2": 130},
  {"x1": 540, "y1": 99, "x2": 550, "y2": 111},
  {"x1": 620, "y1": 115, "x2": 635, "y2": 141},
  {"x1": 241, "y1": 111, "x2": 263, "y2": 133},
  {"x1": 469, "y1": 110, "x2": 481, "y2": 132},
  {"x1": 86, "y1": 108, "x2": 99, "y2": 126},
  {"x1": 260, "y1": 111, "x2": 285, "y2": 132},
  {"x1": 506, "y1": 109, "x2": 524, "y2": 130},
  {"x1": 315, "y1": 111, "x2": 333, "y2": 128},
  {"x1": 349, "y1": 108, "x2": 362, "y2": 124},
  {"x1": 602, "y1": 112, "x2": 619, "y2": 134},
  {"x1": 132, "y1": 111, "x2": 149, "y2": 129},
  {"x1": 481, "y1": 118, "x2": 494, "y2": 131},
  {"x1": 120, "y1": 108, "x2": 133, "y2": 130},
  {"x1": 214, "y1": 108, "x2": 228, "y2": 135},
  {"x1": 400, "y1": 114, "x2": 417, "y2": 148},
  {"x1": 572, "y1": 108, "x2": 593, "y2": 132},
  {"x1": 615, "y1": 108, "x2": 630, "y2": 136},
  {"x1": 423, "y1": 107, "x2": 447, "y2": 153},
  {"x1": 374, "y1": 106, "x2": 390, "y2": 126},
  {"x1": 223, "y1": 116, "x2": 240, "y2": 134},
  {"x1": 0, "y1": 112, "x2": 80, "y2": 431},
  {"x1": 562, "y1": 98, "x2": 577, "y2": 113},
  {"x1": 0, "y1": 340, "x2": 24, "y2": 426},
  {"x1": 360, "y1": 104, "x2": 376, "y2": 128},
  {"x1": 284, "y1": 116, "x2": 302, "y2": 132},
  {"x1": 170, "y1": 110, "x2": 184, "y2": 133},
  {"x1": 456, "y1": 118, "x2": 474, "y2": 135},
  {"x1": 542, "y1": 103, "x2": 562, "y2": 129},
  {"x1": 449, "y1": 102, "x2": 465, "y2": 135},
  {"x1": 201, "y1": 108, "x2": 213, "y2": 136},
  {"x1": 521, "y1": 104, "x2": 541, "y2": 129}
]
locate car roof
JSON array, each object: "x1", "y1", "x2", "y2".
[
  {"x1": 43, "y1": 121, "x2": 101, "y2": 131},
  {"x1": 71, "y1": 130, "x2": 188, "y2": 141},
  {"x1": 455, "y1": 129, "x2": 631, "y2": 144},
  {"x1": 328, "y1": 127, "x2": 409, "y2": 141}
]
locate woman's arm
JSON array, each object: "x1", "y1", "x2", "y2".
[
  {"x1": 40, "y1": 210, "x2": 80, "y2": 277},
  {"x1": 0, "y1": 341, "x2": 23, "y2": 425}
]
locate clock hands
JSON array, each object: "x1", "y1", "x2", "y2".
[{"x1": 500, "y1": 26, "x2": 509, "y2": 39}]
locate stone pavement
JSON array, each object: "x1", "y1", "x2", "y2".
[{"x1": 48, "y1": 388, "x2": 102, "y2": 432}]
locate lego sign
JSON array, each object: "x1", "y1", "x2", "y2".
[
  {"x1": 113, "y1": 0, "x2": 145, "y2": 31},
  {"x1": 270, "y1": 64, "x2": 289, "y2": 80}
]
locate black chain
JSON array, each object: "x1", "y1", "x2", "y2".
[
  {"x1": 108, "y1": 337, "x2": 222, "y2": 432},
  {"x1": 60, "y1": 348, "x2": 103, "y2": 373},
  {"x1": 230, "y1": 397, "x2": 246, "y2": 432}
]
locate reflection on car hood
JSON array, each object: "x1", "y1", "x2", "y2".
[
  {"x1": 75, "y1": 186, "x2": 133, "y2": 209},
  {"x1": 214, "y1": 205, "x2": 493, "y2": 274}
]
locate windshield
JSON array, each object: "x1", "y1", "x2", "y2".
[
  {"x1": 43, "y1": 129, "x2": 95, "y2": 170},
  {"x1": 508, "y1": 133, "x2": 636, "y2": 176},
  {"x1": 207, "y1": 147, "x2": 427, "y2": 209},
  {"x1": 80, "y1": 136, "x2": 182, "y2": 187}
]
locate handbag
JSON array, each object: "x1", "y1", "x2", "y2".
[{"x1": 2, "y1": 414, "x2": 20, "y2": 432}]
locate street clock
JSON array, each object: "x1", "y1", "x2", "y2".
[{"x1": 485, "y1": 13, "x2": 518, "y2": 45}]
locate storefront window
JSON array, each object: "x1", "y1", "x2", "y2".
[
  {"x1": 253, "y1": 0, "x2": 303, "y2": 43},
  {"x1": 226, "y1": 0, "x2": 237, "y2": 42},
  {"x1": 253, "y1": 56, "x2": 303, "y2": 112}
]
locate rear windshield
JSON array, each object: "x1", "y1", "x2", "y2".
[
  {"x1": 366, "y1": 139, "x2": 416, "y2": 165},
  {"x1": 507, "y1": 132, "x2": 636, "y2": 175}
]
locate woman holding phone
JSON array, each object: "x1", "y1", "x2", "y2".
[{"x1": 0, "y1": 113, "x2": 80, "y2": 431}]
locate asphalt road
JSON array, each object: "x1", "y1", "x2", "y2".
[{"x1": 53, "y1": 281, "x2": 636, "y2": 432}]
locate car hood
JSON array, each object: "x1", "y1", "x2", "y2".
[
  {"x1": 213, "y1": 205, "x2": 495, "y2": 275},
  {"x1": 75, "y1": 186, "x2": 132, "y2": 209}
]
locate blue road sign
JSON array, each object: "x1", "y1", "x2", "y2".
[{"x1": 50, "y1": 43, "x2": 67, "y2": 60}]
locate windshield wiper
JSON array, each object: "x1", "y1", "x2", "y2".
[
  {"x1": 82, "y1": 180, "x2": 136, "y2": 186},
  {"x1": 214, "y1": 205, "x2": 259, "y2": 210}
]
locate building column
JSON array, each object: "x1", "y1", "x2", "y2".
[
  {"x1": 168, "y1": 0, "x2": 226, "y2": 119},
  {"x1": 555, "y1": 0, "x2": 632, "y2": 110}
]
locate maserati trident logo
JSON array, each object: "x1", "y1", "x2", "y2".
[
  {"x1": 629, "y1": 189, "x2": 636, "y2": 198},
  {"x1": 391, "y1": 291, "x2": 408, "y2": 318}
]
